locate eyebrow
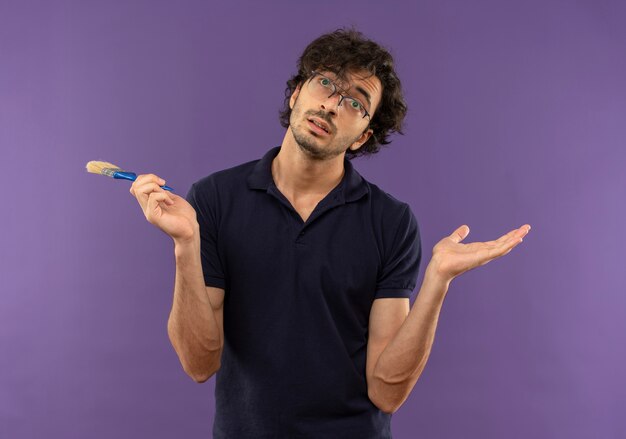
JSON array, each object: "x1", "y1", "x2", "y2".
[{"x1": 353, "y1": 86, "x2": 371, "y2": 108}]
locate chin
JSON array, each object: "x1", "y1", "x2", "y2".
[{"x1": 290, "y1": 122, "x2": 344, "y2": 160}]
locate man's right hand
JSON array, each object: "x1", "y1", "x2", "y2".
[{"x1": 129, "y1": 174, "x2": 199, "y2": 244}]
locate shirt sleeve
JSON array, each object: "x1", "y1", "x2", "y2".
[
  {"x1": 185, "y1": 181, "x2": 227, "y2": 290},
  {"x1": 375, "y1": 204, "x2": 422, "y2": 300}
]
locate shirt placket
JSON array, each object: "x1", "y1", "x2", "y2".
[{"x1": 267, "y1": 184, "x2": 344, "y2": 244}]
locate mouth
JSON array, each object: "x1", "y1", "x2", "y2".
[{"x1": 307, "y1": 118, "x2": 331, "y2": 135}]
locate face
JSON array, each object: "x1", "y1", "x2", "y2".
[{"x1": 288, "y1": 69, "x2": 382, "y2": 160}]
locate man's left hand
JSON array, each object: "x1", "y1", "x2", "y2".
[{"x1": 428, "y1": 224, "x2": 531, "y2": 283}]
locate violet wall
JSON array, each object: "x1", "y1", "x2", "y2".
[{"x1": 1, "y1": 0, "x2": 624, "y2": 437}]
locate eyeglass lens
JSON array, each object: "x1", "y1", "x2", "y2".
[{"x1": 308, "y1": 74, "x2": 369, "y2": 119}]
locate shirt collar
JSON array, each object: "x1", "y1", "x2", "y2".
[{"x1": 246, "y1": 146, "x2": 368, "y2": 203}]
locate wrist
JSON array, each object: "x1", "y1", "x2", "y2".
[
  {"x1": 424, "y1": 259, "x2": 453, "y2": 289},
  {"x1": 174, "y1": 230, "x2": 200, "y2": 255}
]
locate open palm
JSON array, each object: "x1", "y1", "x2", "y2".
[{"x1": 430, "y1": 224, "x2": 531, "y2": 282}]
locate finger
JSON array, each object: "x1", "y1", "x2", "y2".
[
  {"x1": 130, "y1": 174, "x2": 166, "y2": 195},
  {"x1": 495, "y1": 224, "x2": 531, "y2": 245},
  {"x1": 487, "y1": 237, "x2": 521, "y2": 258},
  {"x1": 490, "y1": 233, "x2": 526, "y2": 259},
  {"x1": 474, "y1": 225, "x2": 530, "y2": 265},
  {"x1": 449, "y1": 225, "x2": 470, "y2": 243},
  {"x1": 493, "y1": 230, "x2": 516, "y2": 244},
  {"x1": 506, "y1": 225, "x2": 531, "y2": 245},
  {"x1": 476, "y1": 243, "x2": 511, "y2": 266},
  {"x1": 519, "y1": 224, "x2": 531, "y2": 239},
  {"x1": 136, "y1": 181, "x2": 167, "y2": 197},
  {"x1": 134, "y1": 182, "x2": 168, "y2": 212},
  {"x1": 145, "y1": 191, "x2": 172, "y2": 222},
  {"x1": 155, "y1": 185, "x2": 175, "y2": 205},
  {"x1": 131, "y1": 173, "x2": 158, "y2": 189}
]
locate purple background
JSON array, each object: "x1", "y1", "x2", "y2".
[{"x1": 1, "y1": 0, "x2": 625, "y2": 438}]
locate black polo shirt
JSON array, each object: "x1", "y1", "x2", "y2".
[{"x1": 185, "y1": 146, "x2": 422, "y2": 439}]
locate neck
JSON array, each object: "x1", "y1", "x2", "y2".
[{"x1": 272, "y1": 129, "x2": 346, "y2": 199}]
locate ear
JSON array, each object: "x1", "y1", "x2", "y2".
[
  {"x1": 349, "y1": 127, "x2": 373, "y2": 151},
  {"x1": 289, "y1": 84, "x2": 302, "y2": 110}
]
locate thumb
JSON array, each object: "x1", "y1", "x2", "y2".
[{"x1": 449, "y1": 225, "x2": 470, "y2": 243}]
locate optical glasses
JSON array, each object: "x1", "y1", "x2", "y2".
[{"x1": 307, "y1": 71, "x2": 371, "y2": 121}]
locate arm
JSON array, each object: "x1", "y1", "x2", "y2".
[
  {"x1": 127, "y1": 174, "x2": 225, "y2": 384},
  {"x1": 167, "y1": 230, "x2": 225, "y2": 383},
  {"x1": 367, "y1": 223, "x2": 530, "y2": 413},
  {"x1": 367, "y1": 263, "x2": 449, "y2": 413}
]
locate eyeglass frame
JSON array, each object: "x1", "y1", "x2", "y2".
[{"x1": 307, "y1": 70, "x2": 371, "y2": 121}]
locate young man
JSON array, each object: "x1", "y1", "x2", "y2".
[{"x1": 130, "y1": 29, "x2": 530, "y2": 439}]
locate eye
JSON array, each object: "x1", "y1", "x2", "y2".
[
  {"x1": 348, "y1": 98, "x2": 364, "y2": 111},
  {"x1": 320, "y1": 78, "x2": 332, "y2": 87}
]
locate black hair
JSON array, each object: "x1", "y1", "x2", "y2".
[{"x1": 279, "y1": 27, "x2": 407, "y2": 158}]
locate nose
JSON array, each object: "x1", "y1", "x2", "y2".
[{"x1": 319, "y1": 93, "x2": 341, "y2": 116}]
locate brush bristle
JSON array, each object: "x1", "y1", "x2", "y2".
[{"x1": 86, "y1": 160, "x2": 123, "y2": 177}]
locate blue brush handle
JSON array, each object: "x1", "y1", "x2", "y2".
[{"x1": 114, "y1": 171, "x2": 174, "y2": 192}]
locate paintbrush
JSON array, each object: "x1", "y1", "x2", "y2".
[{"x1": 85, "y1": 160, "x2": 174, "y2": 191}]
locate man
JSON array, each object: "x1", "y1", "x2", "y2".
[{"x1": 130, "y1": 28, "x2": 530, "y2": 439}]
